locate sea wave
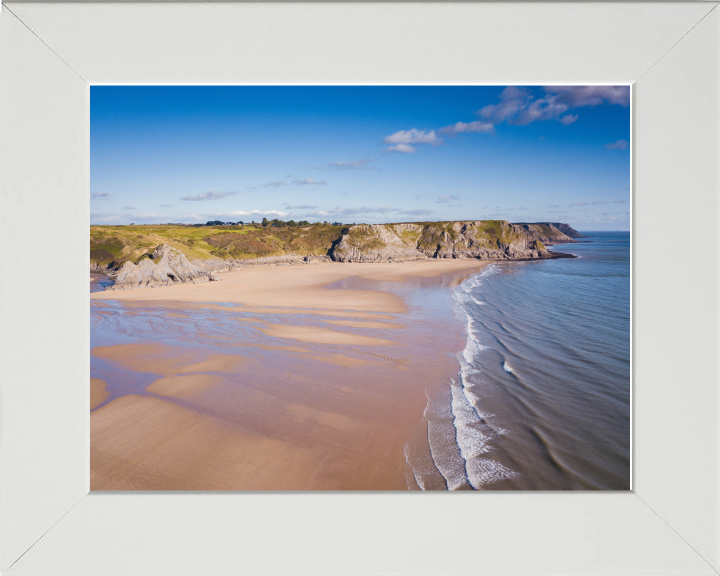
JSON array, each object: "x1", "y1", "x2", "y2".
[{"x1": 405, "y1": 265, "x2": 519, "y2": 490}]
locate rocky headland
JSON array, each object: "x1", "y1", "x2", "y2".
[
  {"x1": 331, "y1": 221, "x2": 576, "y2": 263},
  {"x1": 96, "y1": 220, "x2": 579, "y2": 291}
]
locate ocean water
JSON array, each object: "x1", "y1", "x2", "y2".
[{"x1": 406, "y1": 232, "x2": 631, "y2": 490}]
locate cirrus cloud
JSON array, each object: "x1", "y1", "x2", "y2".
[
  {"x1": 570, "y1": 200, "x2": 612, "y2": 207},
  {"x1": 298, "y1": 206, "x2": 436, "y2": 219},
  {"x1": 292, "y1": 178, "x2": 326, "y2": 185},
  {"x1": 209, "y1": 209, "x2": 289, "y2": 218},
  {"x1": 439, "y1": 120, "x2": 495, "y2": 135},
  {"x1": 181, "y1": 191, "x2": 237, "y2": 201},
  {"x1": 327, "y1": 160, "x2": 372, "y2": 170},
  {"x1": 605, "y1": 140, "x2": 629, "y2": 150}
]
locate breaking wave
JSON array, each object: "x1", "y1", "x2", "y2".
[{"x1": 405, "y1": 266, "x2": 519, "y2": 490}]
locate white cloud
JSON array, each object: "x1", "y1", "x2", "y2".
[
  {"x1": 480, "y1": 87, "x2": 573, "y2": 126},
  {"x1": 285, "y1": 205, "x2": 318, "y2": 210},
  {"x1": 514, "y1": 96, "x2": 570, "y2": 126},
  {"x1": 605, "y1": 140, "x2": 629, "y2": 150},
  {"x1": 398, "y1": 209, "x2": 435, "y2": 216},
  {"x1": 436, "y1": 194, "x2": 460, "y2": 204},
  {"x1": 439, "y1": 120, "x2": 495, "y2": 135},
  {"x1": 383, "y1": 129, "x2": 441, "y2": 152},
  {"x1": 478, "y1": 85, "x2": 628, "y2": 128},
  {"x1": 298, "y1": 206, "x2": 437, "y2": 222},
  {"x1": 181, "y1": 191, "x2": 237, "y2": 201},
  {"x1": 210, "y1": 209, "x2": 289, "y2": 217},
  {"x1": 383, "y1": 143, "x2": 416, "y2": 153},
  {"x1": 599, "y1": 211, "x2": 630, "y2": 217},
  {"x1": 545, "y1": 86, "x2": 630, "y2": 107},
  {"x1": 123, "y1": 206, "x2": 136, "y2": 210},
  {"x1": 478, "y1": 86, "x2": 531, "y2": 123},
  {"x1": 328, "y1": 160, "x2": 371, "y2": 170},
  {"x1": 90, "y1": 211, "x2": 178, "y2": 223},
  {"x1": 263, "y1": 181, "x2": 285, "y2": 187},
  {"x1": 299, "y1": 206, "x2": 406, "y2": 219},
  {"x1": 91, "y1": 192, "x2": 110, "y2": 199},
  {"x1": 614, "y1": 199, "x2": 628, "y2": 203},
  {"x1": 570, "y1": 200, "x2": 613, "y2": 207},
  {"x1": 292, "y1": 178, "x2": 326, "y2": 185}
]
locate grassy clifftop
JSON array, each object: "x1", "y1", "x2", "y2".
[
  {"x1": 90, "y1": 223, "x2": 344, "y2": 268},
  {"x1": 91, "y1": 220, "x2": 578, "y2": 269}
]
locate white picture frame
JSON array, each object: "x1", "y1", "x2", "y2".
[{"x1": 1, "y1": 2, "x2": 718, "y2": 574}]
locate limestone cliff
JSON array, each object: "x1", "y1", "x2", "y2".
[
  {"x1": 106, "y1": 244, "x2": 229, "y2": 291},
  {"x1": 95, "y1": 221, "x2": 578, "y2": 290},
  {"x1": 514, "y1": 222, "x2": 583, "y2": 242},
  {"x1": 331, "y1": 220, "x2": 573, "y2": 263}
]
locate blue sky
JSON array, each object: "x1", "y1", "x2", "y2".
[{"x1": 91, "y1": 86, "x2": 631, "y2": 230}]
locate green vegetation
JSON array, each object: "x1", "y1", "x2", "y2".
[
  {"x1": 261, "y1": 217, "x2": 312, "y2": 228},
  {"x1": 343, "y1": 225, "x2": 387, "y2": 252},
  {"x1": 388, "y1": 226, "x2": 422, "y2": 246},
  {"x1": 474, "y1": 220, "x2": 523, "y2": 246},
  {"x1": 90, "y1": 219, "x2": 567, "y2": 268},
  {"x1": 90, "y1": 222, "x2": 345, "y2": 267}
]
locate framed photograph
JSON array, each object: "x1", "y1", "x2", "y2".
[
  {"x1": 87, "y1": 83, "x2": 631, "y2": 495},
  {"x1": 1, "y1": 2, "x2": 718, "y2": 575}
]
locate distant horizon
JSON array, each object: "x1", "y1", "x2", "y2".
[{"x1": 91, "y1": 86, "x2": 631, "y2": 231}]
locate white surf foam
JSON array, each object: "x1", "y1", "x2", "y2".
[
  {"x1": 424, "y1": 385, "x2": 472, "y2": 490},
  {"x1": 447, "y1": 266, "x2": 519, "y2": 488}
]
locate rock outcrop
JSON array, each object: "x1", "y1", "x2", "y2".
[
  {"x1": 514, "y1": 222, "x2": 583, "y2": 242},
  {"x1": 332, "y1": 220, "x2": 570, "y2": 263},
  {"x1": 332, "y1": 224, "x2": 429, "y2": 263},
  {"x1": 106, "y1": 244, "x2": 228, "y2": 291},
  {"x1": 236, "y1": 254, "x2": 333, "y2": 267},
  {"x1": 546, "y1": 223, "x2": 584, "y2": 239}
]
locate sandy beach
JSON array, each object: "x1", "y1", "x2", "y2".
[{"x1": 91, "y1": 260, "x2": 488, "y2": 490}]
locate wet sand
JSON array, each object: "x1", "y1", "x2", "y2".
[
  {"x1": 90, "y1": 260, "x2": 488, "y2": 490},
  {"x1": 90, "y1": 378, "x2": 109, "y2": 410}
]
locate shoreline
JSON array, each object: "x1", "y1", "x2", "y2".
[
  {"x1": 91, "y1": 259, "x2": 490, "y2": 490},
  {"x1": 91, "y1": 248, "x2": 576, "y2": 294}
]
